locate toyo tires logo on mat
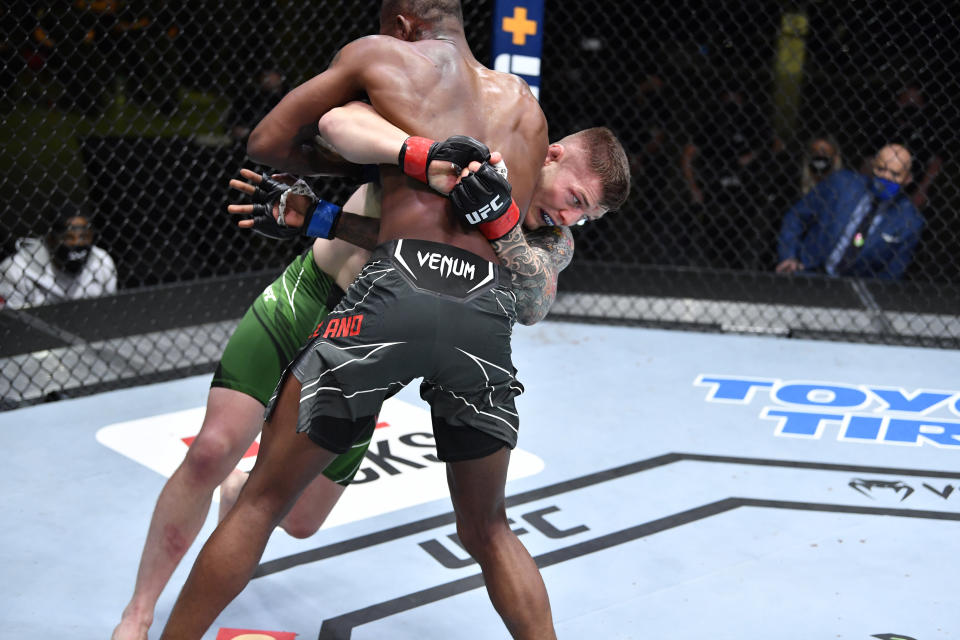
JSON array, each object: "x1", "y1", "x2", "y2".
[{"x1": 696, "y1": 374, "x2": 960, "y2": 449}]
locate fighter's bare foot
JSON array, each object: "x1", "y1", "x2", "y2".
[{"x1": 218, "y1": 468, "x2": 248, "y2": 522}]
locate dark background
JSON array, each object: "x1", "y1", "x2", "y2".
[{"x1": 1, "y1": 0, "x2": 957, "y2": 406}]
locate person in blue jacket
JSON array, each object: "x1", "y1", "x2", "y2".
[{"x1": 775, "y1": 143, "x2": 924, "y2": 279}]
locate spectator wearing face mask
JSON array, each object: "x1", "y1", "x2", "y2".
[
  {"x1": 0, "y1": 211, "x2": 117, "y2": 309},
  {"x1": 775, "y1": 144, "x2": 924, "y2": 280},
  {"x1": 868, "y1": 83, "x2": 946, "y2": 211},
  {"x1": 801, "y1": 135, "x2": 844, "y2": 196}
]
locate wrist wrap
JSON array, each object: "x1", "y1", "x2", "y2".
[
  {"x1": 303, "y1": 199, "x2": 343, "y2": 239},
  {"x1": 478, "y1": 199, "x2": 521, "y2": 241},
  {"x1": 398, "y1": 136, "x2": 434, "y2": 184}
]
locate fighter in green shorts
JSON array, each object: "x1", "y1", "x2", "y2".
[
  {"x1": 111, "y1": 183, "x2": 379, "y2": 640},
  {"x1": 211, "y1": 248, "x2": 373, "y2": 484},
  {"x1": 212, "y1": 249, "x2": 332, "y2": 406}
]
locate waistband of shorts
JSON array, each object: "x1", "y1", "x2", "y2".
[{"x1": 373, "y1": 238, "x2": 513, "y2": 288}]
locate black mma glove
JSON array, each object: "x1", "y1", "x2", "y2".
[
  {"x1": 398, "y1": 135, "x2": 491, "y2": 184},
  {"x1": 248, "y1": 173, "x2": 342, "y2": 240},
  {"x1": 450, "y1": 162, "x2": 521, "y2": 241}
]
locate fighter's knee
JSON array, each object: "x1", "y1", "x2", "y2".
[
  {"x1": 279, "y1": 515, "x2": 322, "y2": 539},
  {"x1": 278, "y1": 497, "x2": 333, "y2": 539},
  {"x1": 181, "y1": 432, "x2": 241, "y2": 484},
  {"x1": 455, "y1": 515, "x2": 510, "y2": 557}
]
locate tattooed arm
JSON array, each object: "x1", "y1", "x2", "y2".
[{"x1": 491, "y1": 225, "x2": 575, "y2": 325}]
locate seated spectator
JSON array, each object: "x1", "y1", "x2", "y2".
[
  {"x1": 801, "y1": 134, "x2": 843, "y2": 196},
  {"x1": 775, "y1": 144, "x2": 924, "y2": 280},
  {"x1": 0, "y1": 210, "x2": 117, "y2": 308}
]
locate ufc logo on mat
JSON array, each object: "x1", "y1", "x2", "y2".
[{"x1": 465, "y1": 195, "x2": 504, "y2": 224}]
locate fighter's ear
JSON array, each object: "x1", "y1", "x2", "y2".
[
  {"x1": 396, "y1": 15, "x2": 415, "y2": 40},
  {"x1": 544, "y1": 143, "x2": 564, "y2": 166}
]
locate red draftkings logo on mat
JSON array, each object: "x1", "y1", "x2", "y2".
[{"x1": 216, "y1": 629, "x2": 297, "y2": 639}]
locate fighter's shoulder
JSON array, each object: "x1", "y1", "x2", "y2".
[
  {"x1": 523, "y1": 225, "x2": 575, "y2": 271},
  {"x1": 524, "y1": 224, "x2": 575, "y2": 249},
  {"x1": 489, "y1": 67, "x2": 535, "y2": 94},
  {"x1": 495, "y1": 71, "x2": 541, "y2": 109},
  {"x1": 485, "y1": 70, "x2": 546, "y2": 138},
  {"x1": 333, "y1": 34, "x2": 412, "y2": 67}
]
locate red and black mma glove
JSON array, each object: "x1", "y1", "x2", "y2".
[
  {"x1": 248, "y1": 173, "x2": 343, "y2": 240},
  {"x1": 449, "y1": 162, "x2": 521, "y2": 241},
  {"x1": 398, "y1": 135, "x2": 491, "y2": 185}
]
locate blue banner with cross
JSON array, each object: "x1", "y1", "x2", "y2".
[{"x1": 491, "y1": 0, "x2": 544, "y2": 99}]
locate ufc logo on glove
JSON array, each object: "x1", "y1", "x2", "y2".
[{"x1": 465, "y1": 195, "x2": 506, "y2": 224}]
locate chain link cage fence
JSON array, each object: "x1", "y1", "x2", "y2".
[{"x1": 1, "y1": 1, "x2": 958, "y2": 408}]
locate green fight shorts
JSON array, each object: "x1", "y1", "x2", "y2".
[{"x1": 211, "y1": 249, "x2": 370, "y2": 485}]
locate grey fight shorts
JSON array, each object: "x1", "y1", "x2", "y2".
[{"x1": 265, "y1": 239, "x2": 524, "y2": 461}]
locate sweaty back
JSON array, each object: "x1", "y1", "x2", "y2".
[{"x1": 362, "y1": 37, "x2": 547, "y2": 258}]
